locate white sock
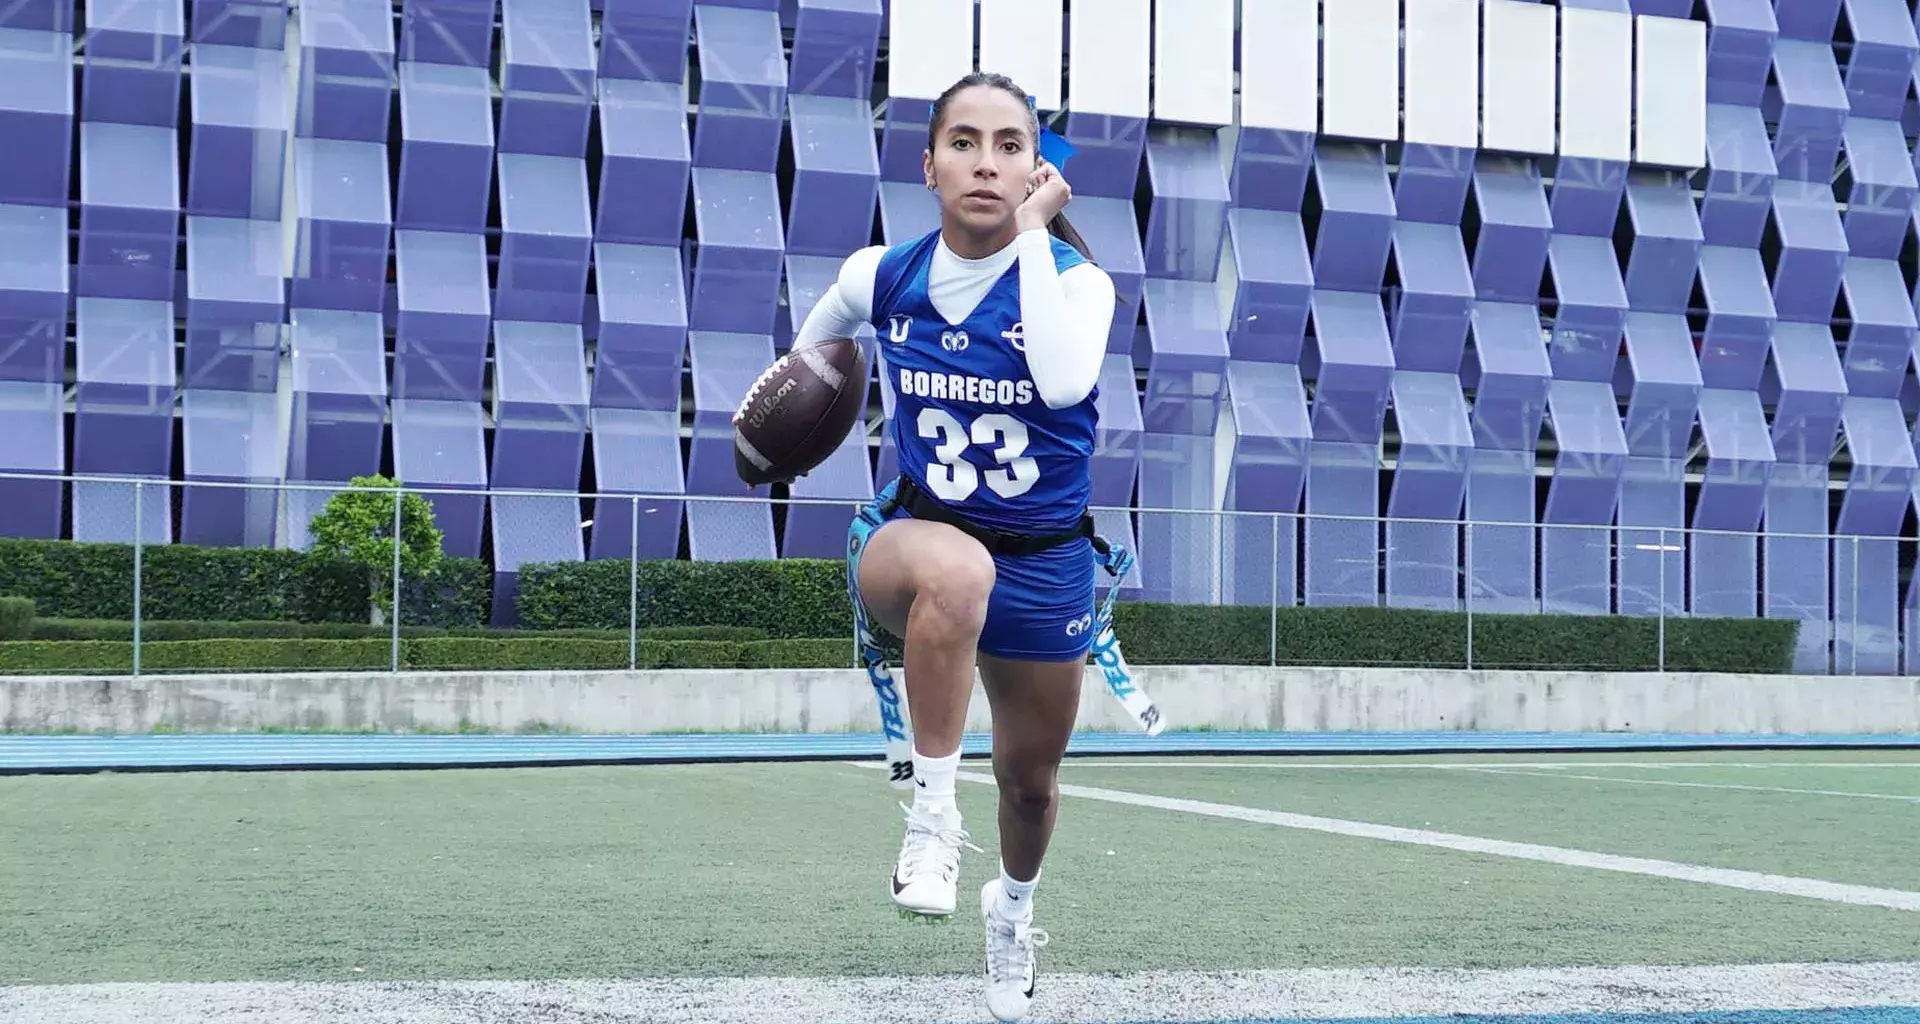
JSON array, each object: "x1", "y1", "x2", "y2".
[
  {"x1": 912, "y1": 748, "x2": 960, "y2": 818},
  {"x1": 998, "y1": 862, "x2": 1039, "y2": 919}
]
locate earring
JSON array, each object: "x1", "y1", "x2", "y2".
[{"x1": 926, "y1": 183, "x2": 936, "y2": 191}]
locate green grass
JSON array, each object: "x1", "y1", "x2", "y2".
[{"x1": 3, "y1": 752, "x2": 1919, "y2": 986}]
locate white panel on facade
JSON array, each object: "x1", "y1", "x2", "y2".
[
  {"x1": 979, "y1": 0, "x2": 1062, "y2": 111},
  {"x1": 1153, "y1": 0, "x2": 1233, "y2": 126},
  {"x1": 1068, "y1": 0, "x2": 1149, "y2": 118},
  {"x1": 1635, "y1": 14, "x2": 1707, "y2": 168},
  {"x1": 1559, "y1": 7, "x2": 1633, "y2": 161},
  {"x1": 1238, "y1": 0, "x2": 1317, "y2": 133},
  {"x1": 887, "y1": 0, "x2": 974, "y2": 101},
  {"x1": 1404, "y1": 0, "x2": 1479, "y2": 148},
  {"x1": 1481, "y1": 0, "x2": 1556, "y2": 155},
  {"x1": 1322, "y1": 0, "x2": 1399, "y2": 141}
]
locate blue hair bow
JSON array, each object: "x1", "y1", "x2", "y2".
[{"x1": 1029, "y1": 97, "x2": 1078, "y2": 172}]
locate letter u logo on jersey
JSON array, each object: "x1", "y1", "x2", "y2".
[
  {"x1": 888, "y1": 316, "x2": 911, "y2": 345},
  {"x1": 940, "y1": 329, "x2": 969, "y2": 352}
]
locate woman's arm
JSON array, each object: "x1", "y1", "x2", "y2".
[
  {"x1": 791, "y1": 245, "x2": 885, "y2": 349},
  {"x1": 1016, "y1": 229, "x2": 1116, "y2": 409}
]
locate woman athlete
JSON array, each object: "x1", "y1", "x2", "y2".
[{"x1": 789, "y1": 72, "x2": 1117, "y2": 1022}]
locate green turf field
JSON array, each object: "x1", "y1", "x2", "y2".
[{"x1": 3, "y1": 749, "x2": 1918, "y2": 991}]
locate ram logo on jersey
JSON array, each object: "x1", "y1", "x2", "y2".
[
  {"x1": 898, "y1": 368, "x2": 1035, "y2": 406},
  {"x1": 939, "y1": 329, "x2": 969, "y2": 352}
]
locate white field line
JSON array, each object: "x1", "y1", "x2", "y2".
[
  {"x1": 1460, "y1": 766, "x2": 1920, "y2": 803},
  {"x1": 855, "y1": 765, "x2": 1920, "y2": 912},
  {"x1": 1050, "y1": 760, "x2": 1920, "y2": 770},
  {"x1": 6, "y1": 962, "x2": 1920, "y2": 1024}
]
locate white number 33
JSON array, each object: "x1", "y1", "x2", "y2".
[{"x1": 918, "y1": 409, "x2": 1040, "y2": 501}]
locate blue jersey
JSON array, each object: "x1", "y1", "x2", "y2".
[{"x1": 867, "y1": 230, "x2": 1099, "y2": 536}]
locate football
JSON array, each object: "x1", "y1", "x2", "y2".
[{"x1": 732, "y1": 336, "x2": 869, "y2": 487}]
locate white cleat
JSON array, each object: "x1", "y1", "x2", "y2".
[
  {"x1": 980, "y1": 878, "x2": 1049, "y2": 1022},
  {"x1": 889, "y1": 802, "x2": 979, "y2": 919}
]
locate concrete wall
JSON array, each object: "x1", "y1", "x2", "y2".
[{"x1": 3, "y1": 666, "x2": 1916, "y2": 736}]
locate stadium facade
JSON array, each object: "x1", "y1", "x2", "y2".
[{"x1": 0, "y1": 0, "x2": 1914, "y2": 673}]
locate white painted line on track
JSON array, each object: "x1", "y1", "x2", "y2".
[
  {"x1": 7, "y1": 962, "x2": 1920, "y2": 1024},
  {"x1": 847, "y1": 764, "x2": 1920, "y2": 911},
  {"x1": 1460, "y1": 766, "x2": 1920, "y2": 803}
]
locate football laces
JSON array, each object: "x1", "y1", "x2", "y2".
[{"x1": 736, "y1": 354, "x2": 792, "y2": 421}]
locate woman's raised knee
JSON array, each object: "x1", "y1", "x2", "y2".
[{"x1": 910, "y1": 539, "x2": 996, "y2": 637}]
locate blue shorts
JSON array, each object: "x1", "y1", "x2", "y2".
[{"x1": 852, "y1": 491, "x2": 1097, "y2": 663}]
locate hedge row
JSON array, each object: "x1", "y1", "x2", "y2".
[
  {"x1": 0, "y1": 537, "x2": 490, "y2": 626},
  {"x1": 0, "y1": 638, "x2": 851, "y2": 674},
  {"x1": 514, "y1": 557, "x2": 1802, "y2": 673},
  {"x1": 22, "y1": 619, "x2": 768, "y2": 643}
]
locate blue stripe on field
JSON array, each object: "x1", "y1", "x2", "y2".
[
  {"x1": 0, "y1": 730, "x2": 1916, "y2": 772},
  {"x1": 1122, "y1": 1012, "x2": 1919, "y2": 1024}
]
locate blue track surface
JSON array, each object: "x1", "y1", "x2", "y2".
[
  {"x1": 2, "y1": 730, "x2": 1916, "y2": 773},
  {"x1": 1159, "y1": 1014, "x2": 1919, "y2": 1024}
]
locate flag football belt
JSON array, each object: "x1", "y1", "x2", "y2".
[
  {"x1": 845, "y1": 477, "x2": 1167, "y2": 790},
  {"x1": 888, "y1": 474, "x2": 1095, "y2": 556}
]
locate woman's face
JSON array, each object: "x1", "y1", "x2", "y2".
[{"x1": 925, "y1": 86, "x2": 1036, "y2": 236}]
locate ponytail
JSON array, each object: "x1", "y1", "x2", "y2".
[{"x1": 1048, "y1": 212, "x2": 1093, "y2": 262}]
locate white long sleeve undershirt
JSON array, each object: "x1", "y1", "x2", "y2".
[{"x1": 791, "y1": 229, "x2": 1116, "y2": 410}]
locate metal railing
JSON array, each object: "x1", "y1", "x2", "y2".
[{"x1": 0, "y1": 471, "x2": 1907, "y2": 678}]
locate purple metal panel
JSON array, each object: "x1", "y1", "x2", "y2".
[
  {"x1": 1765, "y1": 321, "x2": 1847, "y2": 464},
  {"x1": 499, "y1": 0, "x2": 596, "y2": 157},
  {"x1": 1767, "y1": 179, "x2": 1847, "y2": 324},
  {"x1": 685, "y1": 330, "x2": 777, "y2": 560},
  {"x1": 1547, "y1": 157, "x2": 1626, "y2": 238},
  {"x1": 1622, "y1": 312, "x2": 1704, "y2": 461},
  {"x1": 497, "y1": 154, "x2": 593, "y2": 323},
  {"x1": 192, "y1": 1, "x2": 288, "y2": 47},
  {"x1": 1307, "y1": 143, "x2": 1394, "y2": 293},
  {"x1": 185, "y1": 216, "x2": 284, "y2": 393},
  {"x1": 1385, "y1": 370, "x2": 1470, "y2": 611},
  {"x1": 1839, "y1": 257, "x2": 1916, "y2": 399},
  {"x1": 189, "y1": 44, "x2": 288, "y2": 220},
  {"x1": 1623, "y1": 174, "x2": 1704, "y2": 316},
  {"x1": 83, "y1": 0, "x2": 185, "y2": 129},
  {"x1": 401, "y1": 0, "x2": 497, "y2": 68},
  {"x1": 596, "y1": 78, "x2": 691, "y2": 246},
  {"x1": 394, "y1": 229, "x2": 492, "y2": 402},
  {"x1": 594, "y1": 242, "x2": 687, "y2": 410},
  {"x1": 1060, "y1": 196, "x2": 1145, "y2": 354},
  {"x1": 1701, "y1": 104, "x2": 1777, "y2": 248},
  {"x1": 79, "y1": 122, "x2": 180, "y2": 302},
  {"x1": 398, "y1": 62, "x2": 495, "y2": 233},
  {"x1": 180, "y1": 389, "x2": 282, "y2": 548},
  {"x1": 690, "y1": 168, "x2": 785, "y2": 335},
  {"x1": 491, "y1": 320, "x2": 590, "y2": 491},
  {"x1": 1838, "y1": 117, "x2": 1916, "y2": 259},
  {"x1": 1058, "y1": 112, "x2": 1148, "y2": 201},
  {"x1": 1696, "y1": 245, "x2": 1775, "y2": 390},
  {"x1": 1306, "y1": 289, "x2": 1394, "y2": 446},
  {"x1": 587, "y1": 407, "x2": 685, "y2": 562},
  {"x1": 877, "y1": 96, "x2": 933, "y2": 185},
  {"x1": 0, "y1": 382, "x2": 65, "y2": 538},
  {"x1": 1705, "y1": 0, "x2": 1778, "y2": 106},
  {"x1": 877, "y1": 180, "x2": 940, "y2": 243},
  {"x1": 296, "y1": 0, "x2": 393, "y2": 143},
  {"x1": 1690, "y1": 387, "x2": 1773, "y2": 618},
  {"x1": 1466, "y1": 301, "x2": 1552, "y2": 453},
  {"x1": 1838, "y1": 396, "x2": 1916, "y2": 535},
  {"x1": 790, "y1": 0, "x2": 879, "y2": 98},
  {"x1": 1225, "y1": 208, "x2": 1311, "y2": 363},
  {"x1": 1388, "y1": 222, "x2": 1472, "y2": 374},
  {"x1": 691, "y1": 4, "x2": 787, "y2": 171},
  {"x1": 1467, "y1": 157, "x2": 1552, "y2": 303},
  {"x1": 2, "y1": 1, "x2": 74, "y2": 31},
  {"x1": 287, "y1": 307, "x2": 388, "y2": 486},
  {"x1": 787, "y1": 95, "x2": 879, "y2": 257},
  {"x1": 1224, "y1": 360, "x2": 1308, "y2": 606},
  {"x1": 73, "y1": 297, "x2": 178, "y2": 544},
  {"x1": 598, "y1": 0, "x2": 688, "y2": 81},
  {"x1": 1230, "y1": 127, "x2": 1314, "y2": 214},
  {"x1": 0, "y1": 28, "x2": 75, "y2": 207},
  {"x1": 291, "y1": 138, "x2": 392, "y2": 313},
  {"x1": 1842, "y1": 0, "x2": 1916, "y2": 117},
  {"x1": 1544, "y1": 234, "x2": 1628, "y2": 383},
  {"x1": 391, "y1": 398, "x2": 488, "y2": 557},
  {"x1": 1143, "y1": 128, "x2": 1231, "y2": 281},
  {"x1": 1140, "y1": 279, "x2": 1230, "y2": 436},
  {"x1": 1392, "y1": 144, "x2": 1473, "y2": 226},
  {"x1": 0, "y1": 203, "x2": 67, "y2": 384},
  {"x1": 1771, "y1": 38, "x2": 1848, "y2": 180}
]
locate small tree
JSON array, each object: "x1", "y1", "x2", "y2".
[{"x1": 307, "y1": 474, "x2": 444, "y2": 624}]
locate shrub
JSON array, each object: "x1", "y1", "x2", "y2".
[
  {"x1": 0, "y1": 538, "x2": 487, "y2": 627},
  {"x1": 516, "y1": 558, "x2": 850, "y2": 638},
  {"x1": 0, "y1": 637, "x2": 851, "y2": 674},
  {"x1": 305, "y1": 475, "x2": 445, "y2": 622},
  {"x1": 26, "y1": 619, "x2": 768, "y2": 643},
  {"x1": 0, "y1": 596, "x2": 35, "y2": 640}
]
